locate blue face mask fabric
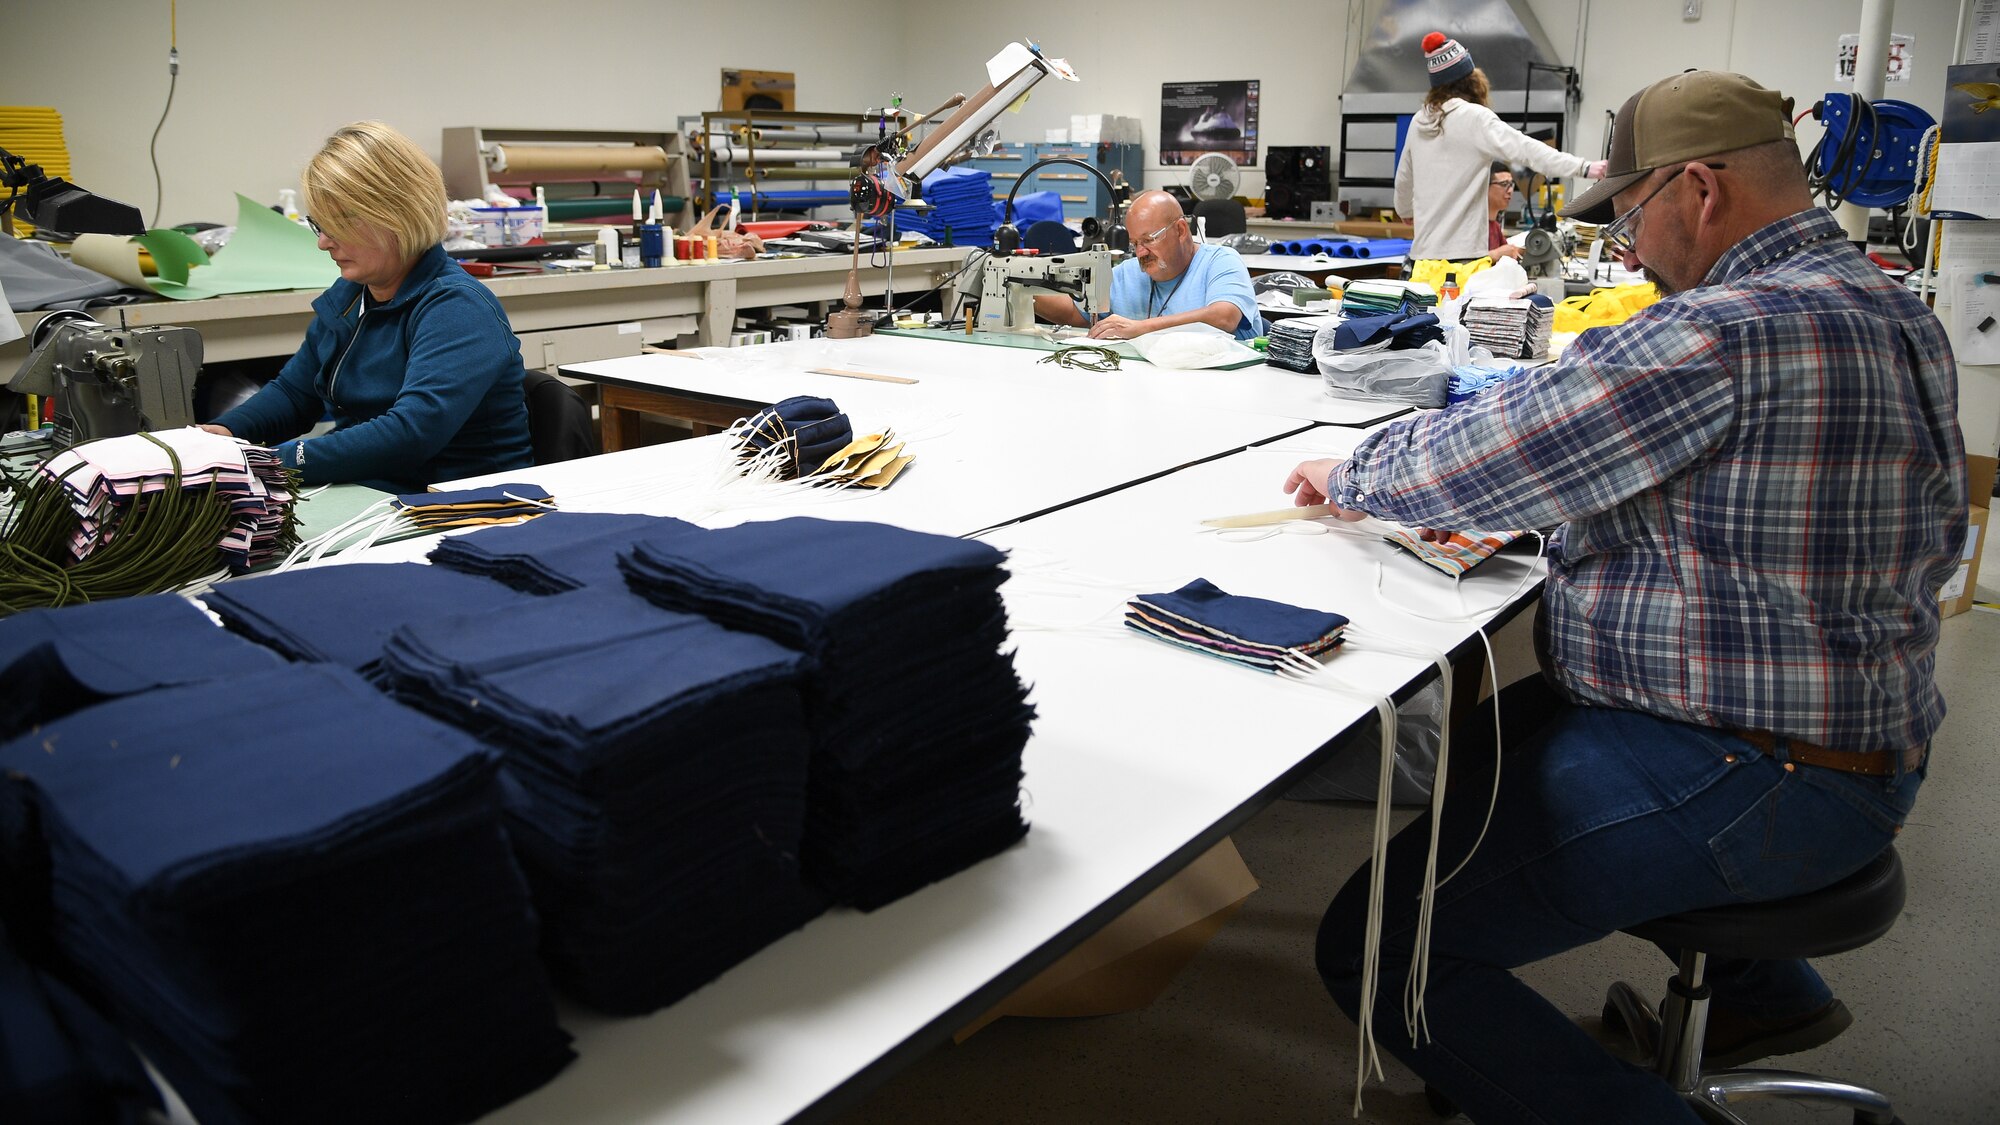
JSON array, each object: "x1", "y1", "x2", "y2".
[
  {"x1": 200, "y1": 562, "x2": 532, "y2": 674},
  {"x1": 426, "y1": 511, "x2": 696, "y2": 594},
  {"x1": 375, "y1": 584, "x2": 823, "y2": 1013},
  {"x1": 619, "y1": 517, "x2": 1033, "y2": 910},
  {"x1": 1, "y1": 921, "x2": 163, "y2": 1125},
  {"x1": 736, "y1": 396, "x2": 854, "y2": 478},
  {"x1": 0, "y1": 663, "x2": 573, "y2": 1125},
  {"x1": 0, "y1": 594, "x2": 282, "y2": 741}
]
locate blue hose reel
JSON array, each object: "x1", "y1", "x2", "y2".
[{"x1": 1811, "y1": 93, "x2": 1935, "y2": 209}]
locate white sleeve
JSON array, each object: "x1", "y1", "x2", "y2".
[
  {"x1": 1393, "y1": 142, "x2": 1415, "y2": 220},
  {"x1": 1470, "y1": 104, "x2": 1593, "y2": 179}
]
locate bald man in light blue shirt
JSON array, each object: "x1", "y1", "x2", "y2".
[{"x1": 1034, "y1": 190, "x2": 1262, "y2": 342}]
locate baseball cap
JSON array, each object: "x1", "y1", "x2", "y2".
[{"x1": 1564, "y1": 70, "x2": 1794, "y2": 224}]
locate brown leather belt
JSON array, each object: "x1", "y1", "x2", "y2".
[{"x1": 1731, "y1": 729, "x2": 1924, "y2": 777}]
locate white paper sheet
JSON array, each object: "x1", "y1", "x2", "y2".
[{"x1": 1949, "y1": 266, "x2": 2000, "y2": 365}]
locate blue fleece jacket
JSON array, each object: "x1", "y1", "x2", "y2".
[{"x1": 212, "y1": 244, "x2": 533, "y2": 492}]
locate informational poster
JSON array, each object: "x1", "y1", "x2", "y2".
[
  {"x1": 1836, "y1": 33, "x2": 1913, "y2": 84},
  {"x1": 1159, "y1": 80, "x2": 1259, "y2": 166}
]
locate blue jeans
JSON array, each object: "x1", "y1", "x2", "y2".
[{"x1": 1315, "y1": 678, "x2": 1922, "y2": 1125}]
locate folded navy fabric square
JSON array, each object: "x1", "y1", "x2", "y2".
[
  {"x1": 1127, "y1": 578, "x2": 1348, "y2": 673},
  {"x1": 428, "y1": 512, "x2": 696, "y2": 594},
  {"x1": 202, "y1": 562, "x2": 530, "y2": 670},
  {"x1": 0, "y1": 594, "x2": 280, "y2": 741},
  {"x1": 1333, "y1": 310, "x2": 1401, "y2": 351}
]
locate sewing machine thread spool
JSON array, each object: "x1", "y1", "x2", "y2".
[{"x1": 639, "y1": 223, "x2": 665, "y2": 268}]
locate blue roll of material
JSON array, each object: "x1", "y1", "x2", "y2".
[
  {"x1": 1267, "y1": 242, "x2": 1289, "y2": 255},
  {"x1": 1354, "y1": 238, "x2": 1412, "y2": 259}
]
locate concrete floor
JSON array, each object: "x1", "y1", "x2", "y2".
[{"x1": 843, "y1": 569, "x2": 2000, "y2": 1122}]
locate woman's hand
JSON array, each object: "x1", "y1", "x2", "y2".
[
  {"x1": 1585, "y1": 160, "x2": 1609, "y2": 180},
  {"x1": 1490, "y1": 244, "x2": 1524, "y2": 262},
  {"x1": 197, "y1": 424, "x2": 234, "y2": 438}
]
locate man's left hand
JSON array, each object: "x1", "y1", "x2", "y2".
[
  {"x1": 1282, "y1": 458, "x2": 1367, "y2": 525},
  {"x1": 1088, "y1": 314, "x2": 1149, "y2": 340}
]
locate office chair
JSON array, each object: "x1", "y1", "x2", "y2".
[
  {"x1": 1022, "y1": 220, "x2": 1078, "y2": 254},
  {"x1": 522, "y1": 369, "x2": 599, "y2": 465},
  {"x1": 1192, "y1": 199, "x2": 1248, "y2": 237}
]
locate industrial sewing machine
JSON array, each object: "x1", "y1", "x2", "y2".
[
  {"x1": 972, "y1": 249, "x2": 1118, "y2": 334},
  {"x1": 7, "y1": 313, "x2": 201, "y2": 446}
]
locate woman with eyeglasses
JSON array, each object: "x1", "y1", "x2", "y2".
[
  {"x1": 1395, "y1": 33, "x2": 1606, "y2": 262},
  {"x1": 1486, "y1": 163, "x2": 1524, "y2": 263},
  {"x1": 201, "y1": 122, "x2": 532, "y2": 492}
]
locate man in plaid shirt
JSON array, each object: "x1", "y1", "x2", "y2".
[{"x1": 1288, "y1": 71, "x2": 1966, "y2": 1123}]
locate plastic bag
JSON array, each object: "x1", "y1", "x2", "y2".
[
  {"x1": 1128, "y1": 322, "x2": 1263, "y2": 370},
  {"x1": 1284, "y1": 679, "x2": 1444, "y2": 805},
  {"x1": 1315, "y1": 333, "x2": 1454, "y2": 406}
]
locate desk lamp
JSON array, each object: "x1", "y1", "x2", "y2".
[
  {"x1": 0, "y1": 147, "x2": 144, "y2": 237},
  {"x1": 829, "y1": 41, "x2": 1079, "y2": 339}
]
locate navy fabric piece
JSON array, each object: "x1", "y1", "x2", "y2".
[
  {"x1": 202, "y1": 562, "x2": 530, "y2": 669},
  {"x1": 0, "y1": 594, "x2": 282, "y2": 741},
  {"x1": 619, "y1": 517, "x2": 1033, "y2": 909},
  {"x1": 1135, "y1": 578, "x2": 1350, "y2": 650},
  {"x1": 1, "y1": 923, "x2": 162, "y2": 1125},
  {"x1": 621, "y1": 517, "x2": 1006, "y2": 648},
  {"x1": 1333, "y1": 311, "x2": 1402, "y2": 351},
  {"x1": 375, "y1": 585, "x2": 823, "y2": 1012},
  {"x1": 393, "y1": 482, "x2": 551, "y2": 509},
  {"x1": 0, "y1": 663, "x2": 572, "y2": 1125},
  {"x1": 427, "y1": 511, "x2": 694, "y2": 594}
]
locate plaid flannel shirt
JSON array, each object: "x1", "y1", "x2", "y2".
[{"x1": 1328, "y1": 209, "x2": 1966, "y2": 752}]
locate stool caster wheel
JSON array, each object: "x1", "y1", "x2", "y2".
[
  {"x1": 1423, "y1": 1083, "x2": 1460, "y2": 1118},
  {"x1": 1601, "y1": 999, "x2": 1626, "y2": 1036}
]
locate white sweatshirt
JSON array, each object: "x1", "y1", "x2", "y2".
[{"x1": 1393, "y1": 99, "x2": 1595, "y2": 261}]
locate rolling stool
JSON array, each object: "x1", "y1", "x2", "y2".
[
  {"x1": 1602, "y1": 846, "x2": 1907, "y2": 1124},
  {"x1": 1422, "y1": 847, "x2": 1908, "y2": 1122}
]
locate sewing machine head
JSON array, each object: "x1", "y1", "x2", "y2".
[
  {"x1": 8, "y1": 314, "x2": 202, "y2": 445},
  {"x1": 972, "y1": 248, "x2": 1119, "y2": 334}
]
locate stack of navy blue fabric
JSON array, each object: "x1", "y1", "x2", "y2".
[
  {"x1": 374, "y1": 585, "x2": 821, "y2": 1013},
  {"x1": 0, "y1": 594, "x2": 282, "y2": 741},
  {"x1": 0, "y1": 664, "x2": 572, "y2": 1125},
  {"x1": 1, "y1": 922, "x2": 161, "y2": 1125},
  {"x1": 427, "y1": 511, "x2": 684, "y2": 594},
  {"x1": 619, "y1": 517, "x2": 1034, "y2": 909},
  {"x1": 201, "y1": 562, "x2": 531, "y2": 676},
  {"x1": 894, "y1": 166, "x2": 997, "y2": 247}
]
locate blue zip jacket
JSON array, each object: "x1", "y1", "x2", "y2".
[{"x1": 212, "y1": 244, "x2": 533, "y2": 492}]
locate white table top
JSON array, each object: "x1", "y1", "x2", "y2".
[
  {"x1": 429, "y1": 428, "x2": 1543, "y2": 1125},
  {"x1": 568, "y1": 333, "x2": 1409, "y2": 436}
]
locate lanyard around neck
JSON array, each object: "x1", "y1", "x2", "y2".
[{"x1": 1150, "y1": 272, "x2": 1188, "y2": 318}]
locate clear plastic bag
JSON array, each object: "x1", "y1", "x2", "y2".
[
  {"x1": 1315, "y1": 334, "x2": 1454, "y2": 407},
  {"x1": 1127, "y1": 322, "x2": 1263, "y2": 370},
  {"x1": 1284, "y1": 680, "x2": 1444, "y2": 805}
]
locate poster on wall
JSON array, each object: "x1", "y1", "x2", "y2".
[{"x1": 1159, "y1": 80, "x2": 1259, "y2": 166}]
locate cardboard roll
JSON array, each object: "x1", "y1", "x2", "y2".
[{"x1": 483, "y1": 143, "x2": 671, "y2": 180}]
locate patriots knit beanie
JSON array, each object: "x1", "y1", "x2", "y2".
[{"x1": 1423, "y1": 32, "x2": 1475, "y2": 87}]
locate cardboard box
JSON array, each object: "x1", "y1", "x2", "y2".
[
  {"x1": 955, "y1": 837, "x2": 1258, "y2": 1040},
  {"x1": 1942, "y1": 453, "x2": 1996, "y2": 618}
]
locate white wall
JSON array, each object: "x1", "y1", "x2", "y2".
[
  {"x1": 0, "y1": 0, "x2": 899, "y2": 228},
  {"x1": 0, "y1": 0, "x2": 1963, "y2": 225}
]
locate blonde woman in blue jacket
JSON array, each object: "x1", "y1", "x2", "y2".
[{"x1": 203, "y1": 122, "x2": 532, "y2": 493}]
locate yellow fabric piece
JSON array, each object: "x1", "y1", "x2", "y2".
[
  {"x1": 1405, "y1": 256, "x2": 1497, "y2": 294},
  {"x1": 1552, "y1": 282, "x2": 1662, "y2": 333}
]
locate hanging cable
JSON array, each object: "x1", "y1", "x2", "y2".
[{"x1": 148, "y1": 0, "x2": 180, "y2": 228}]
